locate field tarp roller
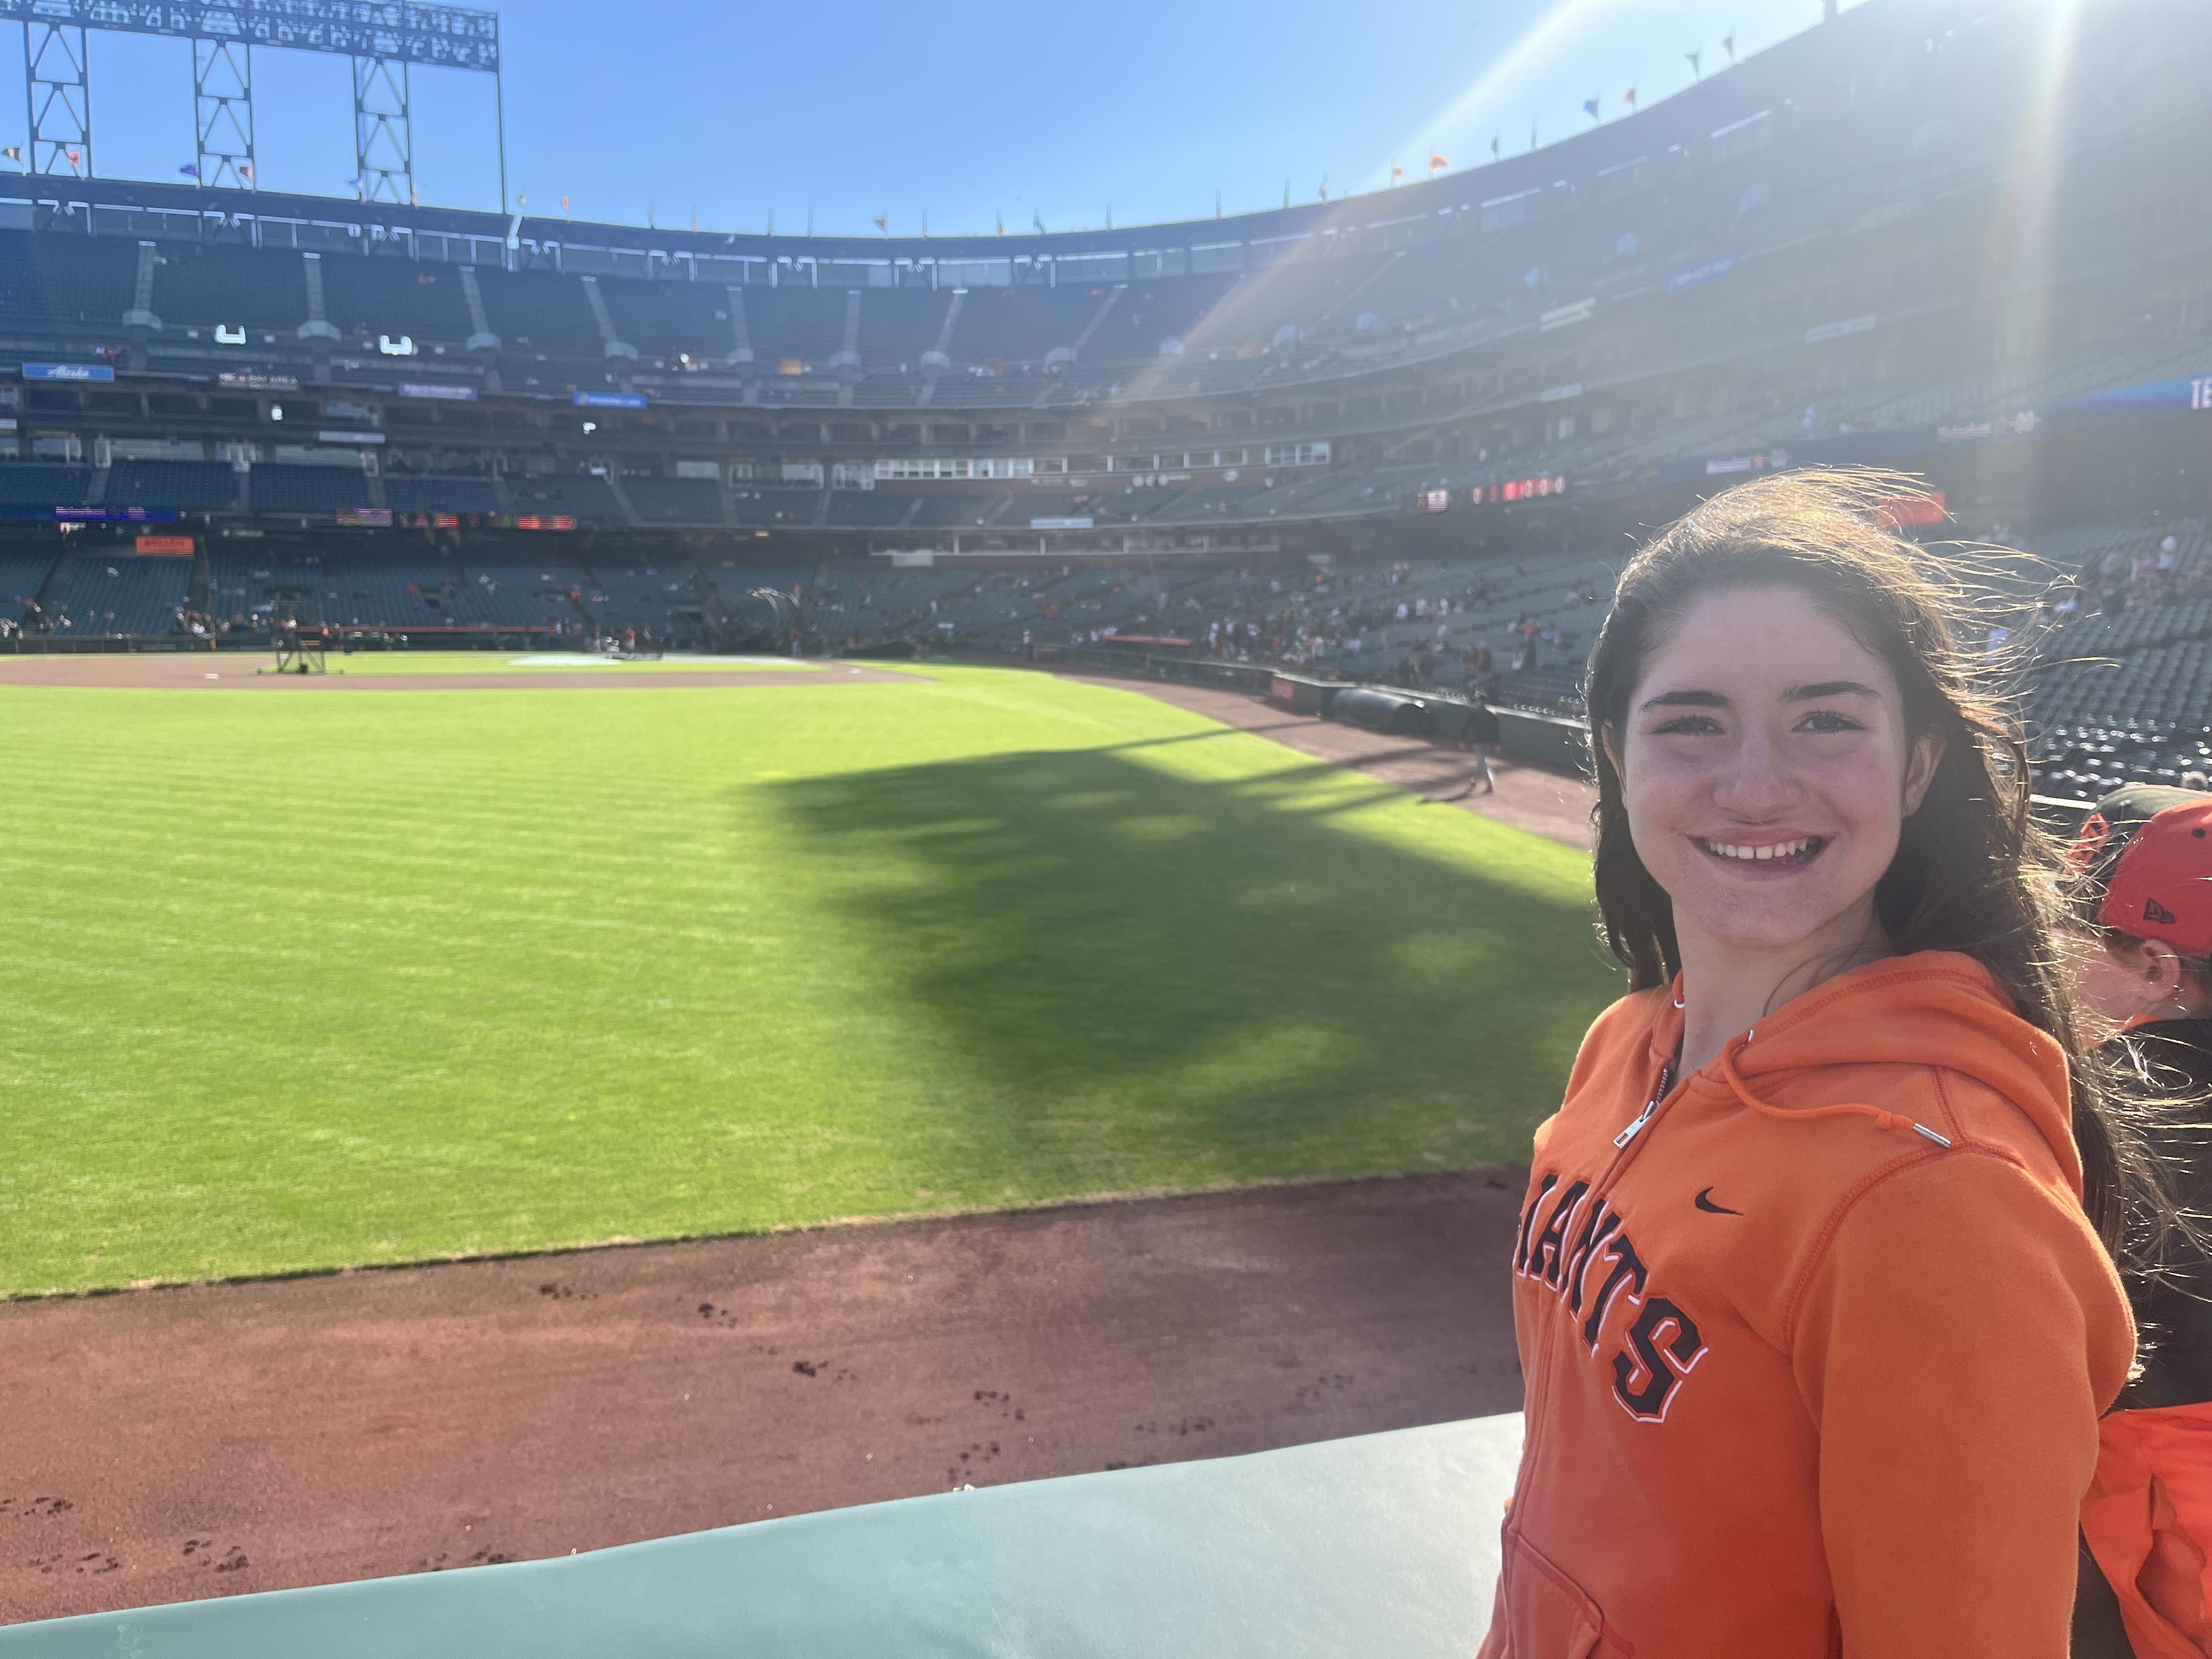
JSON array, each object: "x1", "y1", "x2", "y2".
[{"x1": 0, "y1": 1416, "x2": 1523, "y2": 1656}]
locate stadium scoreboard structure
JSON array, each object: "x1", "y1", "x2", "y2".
[{"x1": 0, "y1": 0, "x2": 503, "y2": 205}]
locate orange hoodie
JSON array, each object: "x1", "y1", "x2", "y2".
[{"x1": 1479, "y1": 950, "x2": 2135, "y2": 1658}]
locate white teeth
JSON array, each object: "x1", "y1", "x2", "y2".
[{"x1": 1703, "y1": 837, "x2": 1814, "y2": 862}]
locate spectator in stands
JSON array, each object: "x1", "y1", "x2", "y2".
[
  {"x1": 1489, "y1": 470, "x2": 2161, "y2": 1657},
  {"x1": 2058, "y1": 787, "x2": 2212, "y2": 1657}
]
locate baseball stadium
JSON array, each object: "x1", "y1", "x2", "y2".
[{"x1": 0, "y1": 0, "x2": 2208, "y2": 1650}]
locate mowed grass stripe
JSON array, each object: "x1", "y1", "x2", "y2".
[{"x1": 0, "y1": 670, "x2": 1615, "y2": 1293}]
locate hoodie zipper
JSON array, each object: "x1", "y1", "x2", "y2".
[
  {"x1": 1589, "y1": 1052, "x2": 1690, "y2": 1205},
  {"x1": 1613, "y1": 1062, "x2": 1673, "y2": 1150}
]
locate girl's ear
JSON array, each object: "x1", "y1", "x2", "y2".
[
  {"x1": 1901, "y1": 729, "x2": 1946, "y2": 816},
  {"x1": 1601, "y1": 723, "x2": 1624, "y2": 781}
]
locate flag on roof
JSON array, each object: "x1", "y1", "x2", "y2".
[
  {"x1": 1430, "y1": 153, "x2": 1447, "y2": 174},
  {"x1": 1, "y1": 146, "x2": 20, "y2": 164},
  {"x1": 179, "y1": 162, "x2": 198, "y2": 178},
  {"x1": 1583, "y1": 98, "x2": 1599, "y2": 121},
  {"x1": 1390, "y1": 161, "x2": 1403, "y2": 183},
  {"x1": 65, "y1": 148, "x2": 80, "y2": 168},
  {"x1": 995, "y1": 210, "x2": 1005, "y2": 236},
  {"x1": 239, "y1": 161, "x2": 252, "y2": 180},
  {"x1": 560, "y1": 195, "x2": 569, "y2": 214},
  {"x1": 1625, "y1": 86, "x2": 1638, "y2": 106},
  {"x1": 873, "y1": 214, "x2": 887, "y2": 233}
]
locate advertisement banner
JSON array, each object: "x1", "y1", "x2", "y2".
[
  {"x1": 2053, "y1": 375, "x2": 2212, "y2": 415},
  {"x1": 398, "y1": 382, "x2": 478, "y2": 401},
  {"x1": 1805, "y1": 313, "x2": 1877, "y2": 345},
  {"x1": 134, "y1": 534, "x2": 196, "y2": 554},
  {"x1": 22, "y1": 362, "x2": 114, "y2": 381},
  {"x1": 218, "y1": 371, "x2": 298, "y2": 392},
  {"x1": 0, "y1": 504, "x2": 178, "y2": 521},
  {"x1": 573, "y1": 391, "x2": 648, "y2": 409},
  {"x1": 337, "y1": 507, "x2": 393, "y2": 527},
  {"x1": 1030, "y1": 517, "x2": 1093, "y2": 530},
  {"x1": 1472, "y1": 476, "x2": 1567, "y2": 505},
  {"x1": 1667, "y1": 255, "x2": 1735, "y2": 293}
]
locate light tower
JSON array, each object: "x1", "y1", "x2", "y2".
[{"x1": 0, "y1": 0, "x2": 505, "y2": 208}]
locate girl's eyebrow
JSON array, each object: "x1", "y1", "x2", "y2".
[
  {"x1": 1785, "y1": 680, "x2": 1881, "y2": 701},
  {"x1": 1638, "y1": 681, "x2": 1882, "y2": 714},
  {"x1": 1638, "y1": 689, "x2": 1728, "y2": 712}
]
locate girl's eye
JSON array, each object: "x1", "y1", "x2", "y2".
[
  {"x1": 1797, "y1": 710, "x2": 1866, "y2": 733},
  {"x1": 1652, "y1": 715, "x2": 1721, "y2": 736}
]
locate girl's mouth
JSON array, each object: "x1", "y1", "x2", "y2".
[{"x1": 1695, "y1": 835, "x2": 1826, "y2": 867}]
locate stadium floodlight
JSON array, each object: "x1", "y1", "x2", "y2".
[{"x1": 0, "y1": 0, "x2": 503, "y2": 206}]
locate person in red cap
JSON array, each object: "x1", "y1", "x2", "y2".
[{"x1": 2064, "y1": 785, "x2": 2212, "y2": 1658}]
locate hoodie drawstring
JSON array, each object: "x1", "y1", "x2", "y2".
[{"x1": 1719, "y1": 1034, "x2": 1954, "y2": 1148}]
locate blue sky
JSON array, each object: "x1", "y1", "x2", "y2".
[{"x1": 19, "y1": 0, "x2": 1864, "y2": 232}]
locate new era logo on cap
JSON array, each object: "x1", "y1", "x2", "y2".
[{"x1": 2146, "y1": 897, "x2": 2180, "y2": 926}]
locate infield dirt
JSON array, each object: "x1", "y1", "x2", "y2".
[
  {"x1": 0, "y1": 654, "x2": 911, "y2": 691},
  {"x1": 0, "y1": 1172, "x2": 1526, "y2": 1622}
]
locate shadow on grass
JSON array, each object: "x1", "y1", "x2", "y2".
[{"x1": 772, "y1": 744, "x2": 1614, "y2": 1182}]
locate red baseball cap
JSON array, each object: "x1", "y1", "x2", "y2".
[{"x1": 2066, "y1": 785, "x2": 2212, "y2": 956}]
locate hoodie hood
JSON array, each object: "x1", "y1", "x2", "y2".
[{"x1": 1650, "y1": 950, "x2": 2083, "y2": 1198}]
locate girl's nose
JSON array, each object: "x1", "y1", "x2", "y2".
[{"x1": 1713, "y1": 728, "x2": 1798, "y2": 815}]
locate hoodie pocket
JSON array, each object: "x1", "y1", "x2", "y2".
[{"x1": 1497, "y1": 1530, "x2": 1631, "y2": 1659}]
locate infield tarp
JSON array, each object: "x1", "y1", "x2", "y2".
[{"x1": 0, "y1": 1415, "x2": 1523, "y2": 1658}]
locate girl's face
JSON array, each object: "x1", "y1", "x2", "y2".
[{"x1": 1606, "y1": 584, "x2": 1944, "y2": 970}]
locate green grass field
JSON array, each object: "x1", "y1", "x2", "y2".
[{"x1": 0, "y1": 663, "x2": 1617, "y2": 1295}]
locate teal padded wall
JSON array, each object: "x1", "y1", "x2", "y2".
[{"x1": 0, "y1": 1415, "x2": 1524, "y2": 1657}]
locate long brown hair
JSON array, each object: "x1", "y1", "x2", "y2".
[{"x1": 1584, "y1": 468, "x2": 2163, "y2": 1267}]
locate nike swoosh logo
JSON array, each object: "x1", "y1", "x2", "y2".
[{"x1": 1694, "y1": 1187, "x2": 1742, "y2": 1216}]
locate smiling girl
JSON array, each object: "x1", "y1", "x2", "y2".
[{"x1": 1480, "y1": 472, "x2": 2157, "y2": 1658}]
